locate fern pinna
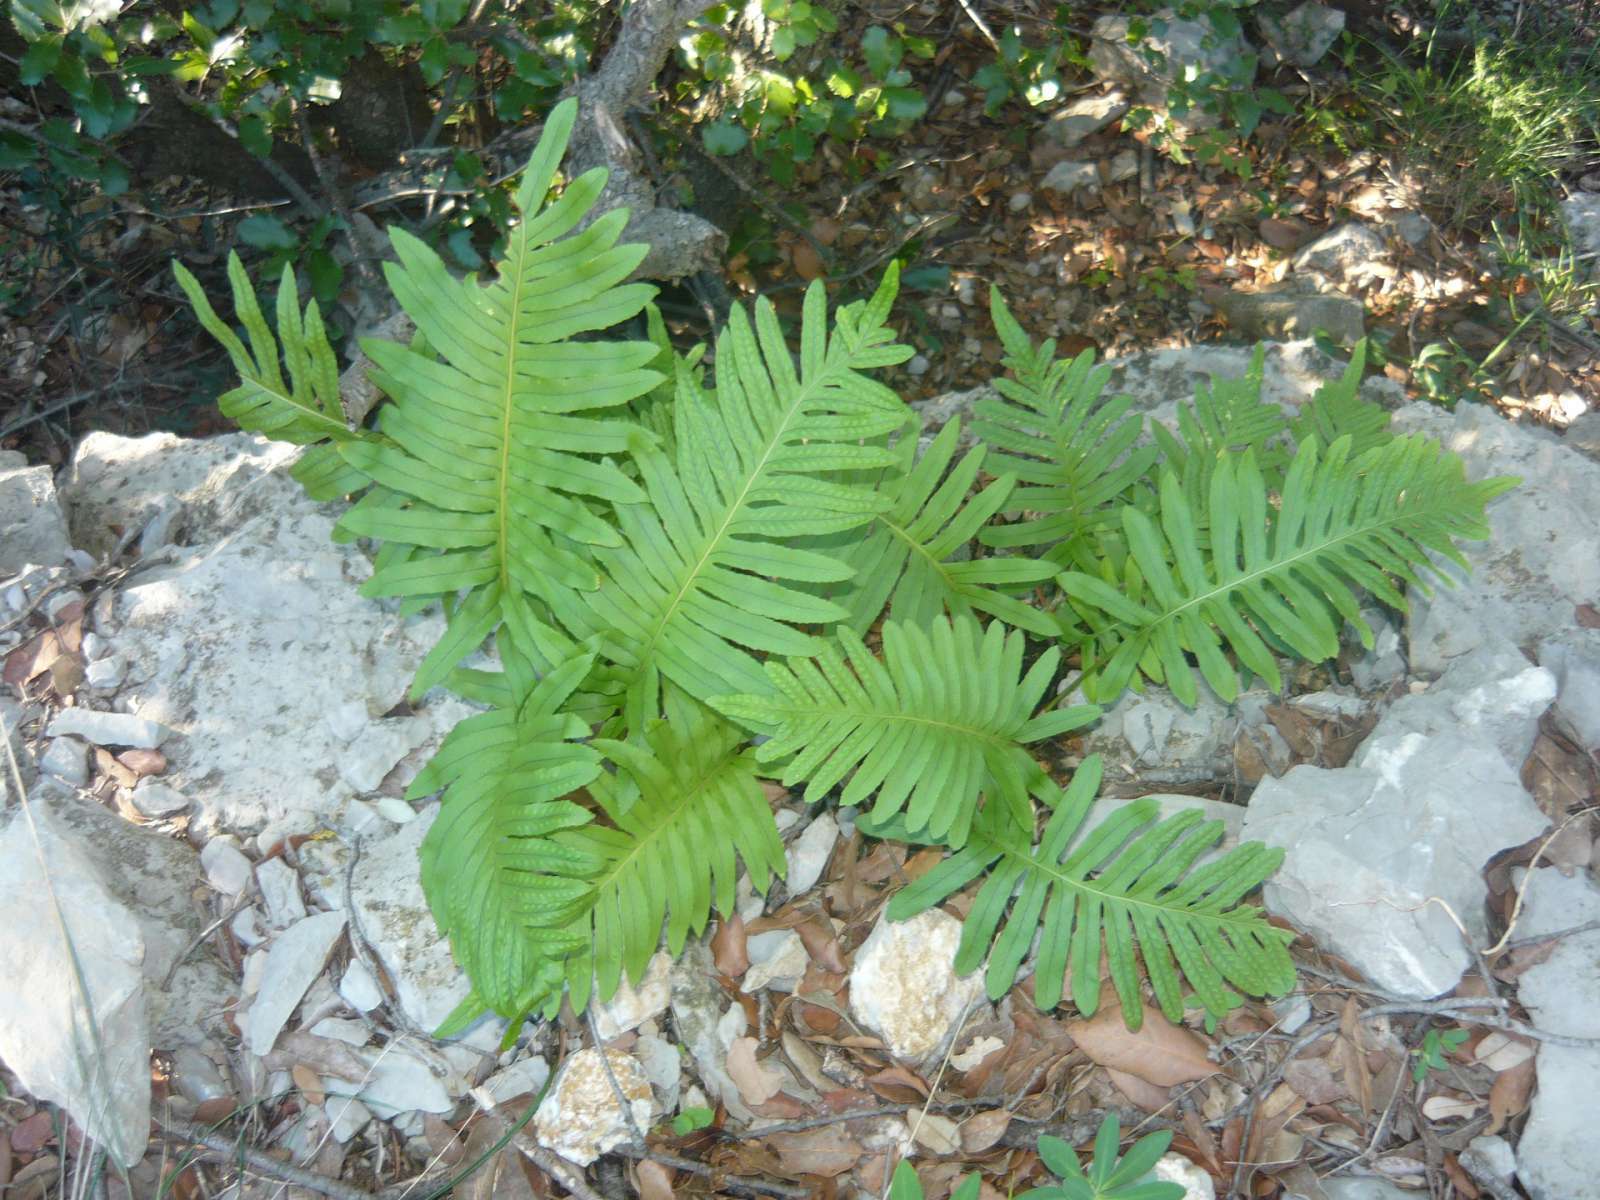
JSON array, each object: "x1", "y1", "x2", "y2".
[{"x1": 181, "y1": 99, "x2": 1513, "y2": 1039}]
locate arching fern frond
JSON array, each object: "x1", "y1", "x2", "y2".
[
  {"x1": 712, "y1": 616, "x2": 1100, "y2": 847},
  {"x1": 414, "y1": 647, "x2": 604, "y2": 1023},
  {"x1": 173, "y1": 254, "x2": 373, "y2": 501},
  {"x1": 975, "y1": 290, "x2": 1156, "y2": 572},
  {"x1": 807, "y1": 419, "x2": 1059, "y2": 637},
  {"x1": 1149, "y1": 345, "x2": 1290, "y2": 517},
  {"x1": 886, "y1": 755, "x2": 1295, "y2": 1026},
  {"x1": 1059, "y1": 434, "x2": 1519, "y2": 705},
  {"x1": 541, "y1": 272, "x2": 913, "y2": 729},
  {"x1": 328, "y1": 97, "x2": 663, "y2": 697},
  {"x1": 555, "y1": 696, "x2": 787, "y2": 1009},
  {"x1": 1287, "y1": 341, "x2": 1391, "y2": 458}
]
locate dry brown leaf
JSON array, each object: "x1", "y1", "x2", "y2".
[
  {"x1": 634, "y1": 1159, "x2": 676, "y2": 1200},
  {"x1": 1067, "y1": 1005, "x2": 1218, "y2": 1087},
  {"x1": 726, "y1": 1037, "x2": 785, "y2": 1107},
  {"x1": 1576, "y1": 603, "x2": 1600, "y2": 629},
  {"x1": 711, "y1": 914, "x2": 749, "y2": 978},
  {"x1": 1474, "y1": 1032, "x2": 1535, "y2": 1072},
  {"x1": 958, "y1": 1108, "x2": 1012, "y2": 1154},
  {"x1": 1486, "y1": 1056, "x2": 1535, "y2": 1134},
  {"x1": 1259, "y1": 218, "x2": 1309, "y2": 249},
  {"x1": 262, "y1": 1031, "x2": 370, "y2": 1082},
  {"x1": 1283, "y1": 1056, "x2": 1347, "y2": 1105},
  {"x1": 790, "y1": 241, "x2": 825, "y2": 282},
  {"x1": 765, "y1": 1127, "x2": 863, "y2": 1178},
  {"x1": 1105, "y1": 1066, "x2": 1173, "y2": 1111},
  {"x1": 865, "y1": 1064, "x2": 929, "y2": 1103},
  {"x1": 1422, "y1": 1094, "x2": 1481, "y2": 1122},
  {"x1": 116, "y1": 747, "x2": 167, "y2": 777},
  {"x1": 291, "y1": 1063, "x2": 325, "y2": 1106},
  {"x1": 911, "y1": 1114, "x2": 961, "y2": 1155}
]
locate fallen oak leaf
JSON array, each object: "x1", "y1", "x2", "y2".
[
  {"x1": 958, "y1": 1108, "x2": 1011, "y2": 1154},
  {"x1": 764, "y1": 1127, "x2": 863, "y2": 1178},
  {"x1": 1066, "y1": 1004, "x2": 1219, "y2": 1088},
  {"x1": 726, "y1": 1037, "x2": 786, "y2": 1107}
]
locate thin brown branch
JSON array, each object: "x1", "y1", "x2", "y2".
[{"x1": 157, "y1": 1118, "x2": 373, "y2": 1200}]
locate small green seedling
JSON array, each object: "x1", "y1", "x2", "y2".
[
  {"x1": 1412, "y1": 1027, "x2": 1469, "y2": 1083},
  {"x1": 886, "y1": 1114, "x2": 1187, "y2": 1200},
  {"x1": 671, "y1": 1106, "x2": 715, "y2": 1136}
]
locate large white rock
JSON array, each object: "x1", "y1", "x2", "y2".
[
  {"x1": 534, "y1": 1048, "x2": 653, "y2": 1166},
  {"x1": 849, "y1": 908, "x2": 985, "y2": 1062},
  {"x1": 1243, "y1": 731, "x2": 1549, "y2": 998},
  {"x1": 671, "y1": 941, "x2": 757, "y2": 1122},
  {"x1": 27, "y1": 792, "x2": 232, "y2": 1051},
  {"x1": 1391, "y1": 403, "x2": 1600, "y2": 676},
  {"x1": 1088, "y1": 10, "x2": 1254, "y2": 131},
  {"x1": 1538, "y1": 629, "x2": 1600, "y2": 752},
  {"x1": 299, "y1": 807, "x2": 503, "y2": 1043},
  {"x1": 61, "y1": 432, "x2": 479, "y2": 839},
  {"x1": 0, "y1": 459, "x2": 71, "y2": 575},
  {"x1": 0, "y1": 802, "x2": 151, "y2": 1168},
  {"x1": 1366, "y1": 638, "x2": 1555, "y2": 770},
  {"x1": 245, "y1": 910, "x2": 348, "y2": 1056},
  {"x1": 1507, "y1": 868, "x2": 1600, "y2": 1200}
]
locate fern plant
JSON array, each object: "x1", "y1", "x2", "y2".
[{"x1": 180, "y1": 97, "x2": 1513, "y2": 1042}]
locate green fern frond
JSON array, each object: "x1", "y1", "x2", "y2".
[
  {"x1": 327, "y1": 97, "x2": 663, "y2": 696},
  {"x1": 809, "y1": 419, "x2": 1059, "y2": 636},
  {"x1": 555, "y1": 696, "x2": 786, "y2": 1008},
  {"x1": 414, "y1": 648, "x2": 605, "y2": 1021},
  {"x1": 540, "y1": 271, "x2": 913, "y2": 730},
  {"x1": 1287, "y1": 342, "x2": 1392, "y2": 457},
  {"x1": 712, "y1": 616, "x2": 1100, "y2": 847},
  {"x1": 1059, "y1": 434, "x2": 1519, "y2": 705},
  {"x1": 976, "y1": 290, "x2": 1156, "y2": 572},
  {"x1": 886, "y1": 755, "x2": 1294, "y2": 1026},
  {"x1": 173, "y1": 254, "x2": 372, "y2": 501},
  {"x1": 1149, "y1": 346, "x2": 1290, "y2": 515}
]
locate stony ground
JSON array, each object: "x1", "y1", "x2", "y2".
[{"x1": 3, "y1": 3, "x2": 1600, "y2": 1200}]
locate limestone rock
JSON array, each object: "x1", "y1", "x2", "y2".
[
  {"x1": 39, "y1": 736, "x2": 89, "y2": 787},
  {"x1": 1563, "y1": 194, "x2": 1600, "y2": 276},
  {"x1": 1081, "y1": 683, "x2": 1233, "y2": 791},
  {"x1": 47, "y1": 707, "x2": 172, "y2": 750},
  {"x1": 1153, "y1": 1154, "x2": 1216, "y2": 1199},
  {"x1": 1040, "y1": 161, "x2": 1100, "y2": 193},
  {"x1": 534, "y1": 1048, "x2": 653, "y2": 1166},
  {"x1": 353, "y1": 1042, "x2": 457, "y2": 1117},
  {"x1": 245, "y1": 910, "x2": 348, "y2": 1055},
  {"x1": 129, "y1": 779, "x2": 189, "y2": 818},
  {"x1": 339, "y1": 959, "x2": 384, "y2": 1013},
  {"x1": 29, "y1": 792, "x2": 232, "y2": 1050},
  {"x1": 849, "y1": 908, "x2": 985, "y2": 1062},
  {"x1": 1243, "y1": 732, "x2": 1548, "y2": 997},
  {"x1": 1088, "y1": 10, "x2": 1253, "y2": 130},
  {"x1": 1507, "y1": 868, "x2": 1600, "y2": 1200},
  {"x1": 593, "y1": 952, "x2": 673, "y2": 1040},
  {"x1": 1213, "y1": 285, "x2": 1365, "y2": 345},
  {"x1": 481, "y1": 1055, "x2": 551, "y2": 1105},
  {"x1": 200, "y1": 837, "x2": 253, "y2": 896},
  {"x1": 1367, "y1": 638, "x2": 1554, "y2": 769},
  {"x1": 1564, "y1": 410, "x2": 1600, "y2": 461},
  {"x1": 1258, "y1": 1, "x2": 1345, "y2": 67},
  {"x1": 1290, "y1": 222, "x2": 1391, "y2": 293},
  {"x1": 785, "y1": 812, "x2": 839, "y2": 896},
  {"x1": 65, "y1": 432, "x2": 479, "y2": 839},
  {"x1": 743, "y1": 930, "x2": 810, "y2": 993},
  {"x1": 1040, "y1": 89, "x2": 1129, "y2": 148},
  {"x1": 1538, "y1": 630, "x2": 1600, "y2": 751},
  {"x1": 1392, "y1": 403, "x2": 1600, "y2": 676},
  {"x1": 0, "y1": 460, "x2": 71, "y2": 575},
  {"x1": 0, "y1": 801, "x2": 150, "y2": 1167},
  {"x1": 671, "y1": 941, "x2": 756, "y2": 1121}
]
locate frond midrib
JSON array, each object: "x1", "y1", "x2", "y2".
[
  {"x1": 497, "y1": 231, "x2": 532, "y2": 598},
  {"x1": 767, "y1": 698, "x2": 1021, "y2": 754},
  {"x1": 1133, "y1": 481, "x2": 1460, "y2": 638},
  {"x1": 629, "y1": 355, "x2": 846, "y2": 671},
  {"x1": 992, "y1": 833, "x2": 1279, "y2": 937},
  {"x1": 579, "y1": 751, "x2": 750, "y2": 913}
]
